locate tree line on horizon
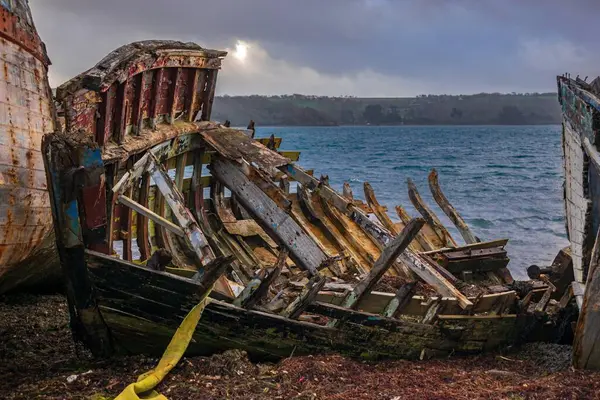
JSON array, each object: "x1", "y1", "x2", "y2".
[{"x1": 212, "y1": 92, "x2": 561, "y2": 126}]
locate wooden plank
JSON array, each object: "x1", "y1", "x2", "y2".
[
  {"x1": 382, "y1": 281, "x2": 418, "y2": 318},
  {"x1": 340, "y1": 218, "x2": 425, "y2": 310},
  {"x1": 396, "y1": 205, "x2": 435, "y2": 252},
  {"x1": 421, "y1": 239, "x2": 510, "y2": 255},
  {"x1": 112, "y1": 153, "x2": 150, "y2": 195},
  {"x1": 211, "y1": 158, "x2": 326, "y2": 275},
  {"x1": 280, "y1": 163, "x2": 470, "y2": 309},
  {"x1": 281, "y1": 164, "x2": 351, "y2": 212},
  {"x1": 428, "y1": 169, "x2": 478, "y2": 244},
  {"x1": 136, "y1": 172, "x2": 151, "y2": 260},
  {"x1": 281, "y1": 274, "x2": 326, "y2": 319},
  {"x1": 122, "y1": 186, "x2": 134, "y2": 261},
  {"x1": 316, "y1": 290, "x2": 514, "y2": 316},
  {"x1": 148, "y1": 153, "x2": 215, "y2": 266},
  {"x1": 243, "y1": 249, "x2": 288, "y2": 309},
  {"x1": 364, "y1": 182, "x2": 398, "y2": 234},
  {"x1": 296, "y1": 186, "x2": 359, "y2": 275},
  {"x1": 342, "y1": 182, "x2": 354, "y2": 200},
  {"x1": 407, "y1": 178, "x2": 457, "y2": 248},
  {"x1": 117, "y1": 195, "x2": 185, "y2": 237},
  {"x1": 200, "y1": 69, "x2": 218, "y2": 121},
  {"x1": 349, "y1": 208, "x2": 472, "y2": 310},
  {"x1": 583, "y1": 137, "x2": 600, "y2": 173},
  {"x1": 574, "y1": 226, "x2": 600, "y2": 369}
]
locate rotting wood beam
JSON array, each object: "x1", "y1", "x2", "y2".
[
  {"x1": 343, "y1": 182, "x2": 354, "y2": 201},
  {"x1": 243, "y1": 249, "x2": 288, "y2": 309},
  {"x1": 168, "y1": 68, "x2": 182, "y2": 124},
  {"x1": 364, "y1": 182, "x2": 398, "y2": 235},
  {"x1": 211, "y1": 158, "x2": 327, "y2": 275},
  {"x1": 279, "y1": 163, "x2": 471, "y2": 309},
  {"x1": 407, "y1": 178, "x2": 457, "y2": 248},
  {"x1": 136, "y1": 172, "x2": 151, "y2": 260},
  {"x1": 148, "y1": 68, "x2": 165, "y2": 128},
  {"x1": 113, "y1": 81, "x2": 127, "y2": 144},
  {"x1": 113, "y1": 153, "x2": 150, "y2": 196},
  {"x1": 131, "y1": 72, "x2": 145, "y2": 135},
  {"x1": 396, "y1": 205, "x2": 435, "y2": 252},
  {"x1": 185, "y1": 69, "x2": 200, "y2": 122},
  {"x1": 117, "y1": 195, "x2": 185, "y2": 237},
  {"x1": 382, "y1": 281, "x2": 418, "y2": 318},
  {"x1": 281, "y1": 274, "x2": 326, "y2": 319},
  {"x1": 201, "y1": 70, "x2": 218, "y2": 121},
  {"x1": 147, "y1": 153, "x2": 215, "y2": 266},
  {"x1": 349, "y1": 208, "x2": 472, "y2": 309},
  {"x1": 574, "y1": 226, "x2": 600, "y2": 369},
  {"x1": 340, "y1": 218, "x2": 425, "y2": 311},
  {"x1": 428, "y1": 169, "x2": 478, "y2": 244}
]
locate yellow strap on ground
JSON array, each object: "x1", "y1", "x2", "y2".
[{"x1": 114, "y1": 290, "x2": 212, "y2": 400}]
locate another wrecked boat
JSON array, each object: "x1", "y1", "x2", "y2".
[
  {"x1": 557, "y1": 75, "x2": 600, "y2": 370},
  {"x1": 42, "y1": 41, "x2": 574, "y2": 361},
  {"x1": 0, "y1": 0, "x2": 59, "y2": 293}
]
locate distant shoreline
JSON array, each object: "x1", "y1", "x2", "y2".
[
  {"x1": 213, "y1": 93, "x2": 561, "y2": 127},
  {"x1": 248, "y1": 123, "x2": 562, "y2": 128}
]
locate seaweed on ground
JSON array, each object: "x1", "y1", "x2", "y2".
[{"x1": 2, "y1": 293, "x2": 599, "y2": 400}]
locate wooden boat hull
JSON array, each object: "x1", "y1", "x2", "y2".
[
  {"x1": 86, "y1": 251, "x2": 535, "y2": 361},
  {"x1": 0, "y1": 1, "x2": 59, "y2": 293}
]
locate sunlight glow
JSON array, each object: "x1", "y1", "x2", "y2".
[{"x1": 233, "y1": 41, "x2": 249, "y2": 61}]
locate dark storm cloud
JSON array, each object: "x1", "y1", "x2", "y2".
[{"x1": 29, "y1": 0, "x2": 598, "y2": 95}]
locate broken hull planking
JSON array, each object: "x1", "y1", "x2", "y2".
[
  {"x1": 0, "y1": 0, "x2": 59, "y2": 293},
  {"x1": 86, "y1": 250, "x2": 535, "y2": 361}
]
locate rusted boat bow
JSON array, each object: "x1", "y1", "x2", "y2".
[{"x1": 42, "y1": 41, "x2": 572, "y2": 361}]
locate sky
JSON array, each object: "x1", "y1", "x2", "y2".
[{"x1": 30, "y1": 0, "x2": 599, "y2": 97}]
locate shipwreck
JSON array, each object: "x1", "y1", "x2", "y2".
[
  {"x1": 557, "y1": 75, "x2": 600, "y2": 370},
  {"x1": 42, "y1": 41, "x2": 575, "y2": 362},
  {"x1": 0, "y1": 0, "x2": 60, "y2": 293}
]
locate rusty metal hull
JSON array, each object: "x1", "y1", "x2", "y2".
[{"x1": 0, "y1": 0, "x2": 58, "y2": 293}]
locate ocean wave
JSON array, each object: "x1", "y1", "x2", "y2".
[{"x1": 467, "y1": 218, "x2": 494, "y2": 228}]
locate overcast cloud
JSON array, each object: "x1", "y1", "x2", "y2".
[{"x1": 29, "y1": 0, "x2": 598, "y2": 96}]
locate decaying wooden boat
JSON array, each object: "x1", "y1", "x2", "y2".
[
  {"x1": 557, "y1": 75, "x2": 600, "y2": 370},
  {"x1": 42, "y1": 41, "x2": 573, "y2": 362},
  {"x1": 0, "y1": 0, "x2": 60, "y2": 293}
]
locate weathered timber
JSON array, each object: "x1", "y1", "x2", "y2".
[
  {"x1": 147, "y1": 153, "x2": 215, "y2": 266},
  {"x1": 395, "y1": 205, "x2": 435, "y2": 251},
  {"x1": 534, "y1": 279, "x2": 556, "y2": 317},
  {"x1": 364, "y1": 182, "x2": 400, "y2": 235},
  {"x1": 574, "y1": 226, "x2": 600, "y2": 369},
  {"x1": 342, "y1": 182, "x2": 354, "y2": 200},
  {"x1": 117, "y1": 195, "x2": 185, "y2": 237},
  {"x1": 243, "y1": 249, "x2": 288, "y2": 309},
  {"x1": 428, "y1": 169, "x2": 478, "y2": 244},
  {"x1": 296, "y1": 186, "x2": 361, "y2": 275},
  {"x1": 421, "y1": 239, "x2": 510, "y2": 255},
  {"x1": 202, "y1": 128, "x2": 291, "y2": 171},
  {"x1": 421, "y1": 299, "x2": 443, "y2": 324},
  {"x1": 137, "y1": 172, "x2": 152, "y2": 260},
  {"x1": 340, "y1": 218, "x2": 425, "y2": 310},
  {"x1": 382, "y1": 281, "x2": 418, "y2": 318},
  {"x1": 210, "y1": 158, "x2": 326, "y2": 275},
  {"x1": 349, "y1": 207, "x2": 472, "y2": 309},
  {"x1": 282, "y1": 274, "x2": 326, "y2": 319},
  {"x1": 407, "y1": 178, "x2": 457, "y2": 248},
  {"x1": 440, "y1": 248, "x2": 510, "y2": 273},
  {"x1": 280, "y1": 163, "x2": 470, "y2": 308}
]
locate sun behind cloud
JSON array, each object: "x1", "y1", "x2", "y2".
[{"x1": 233, "y1": 40, "x2": 249, "y2": 61}]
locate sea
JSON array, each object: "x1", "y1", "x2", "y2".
[{"x1": 254, "y1": 125, "x2": 568, "y2": 280}]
